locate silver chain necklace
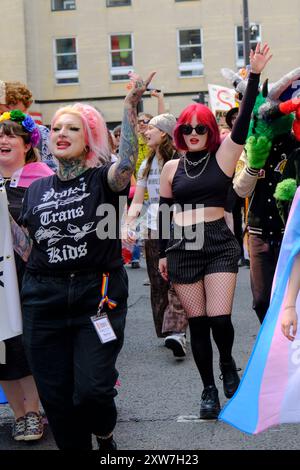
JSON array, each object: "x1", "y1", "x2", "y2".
[
  {"x1": 183, "y1": 153, "x2": 211, "y2": 179},
  {"x1": 184, "y1": 152, "x2": 210, "y2": 167}
]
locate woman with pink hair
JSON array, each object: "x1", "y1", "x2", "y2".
[
  {"x1": 8, "y1": 72, "x2": 155, "y2": 450},
  {"x1": 158, "y1": 44, "x2": 272, "y2": 419}
]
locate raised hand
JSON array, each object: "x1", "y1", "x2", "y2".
[
  {"x1": 281, "y1": 306, "x2": 298, "y2": 341},
  {"x1": 125, "y1": 71, "x2": 156, "y2": 108},
  {"x1": 150, "y1": 89, "x2": 163, "y2": 99},
  {"x1": 159, "y1": 257, "x2": 168, "y2": 282},
  {"x1": 250, "y1": 43, "x2": 272, "y2": 74}
]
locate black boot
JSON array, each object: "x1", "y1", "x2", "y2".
[
  {"x1": 219, "y1": 358, "x2": 240, "y2": 398},
  {"x1": 96, "y1": 435, "x2": 117, "y2": 451},
  {"x1": 200, "y1": 385, "x2": 220, "y2": 420}
]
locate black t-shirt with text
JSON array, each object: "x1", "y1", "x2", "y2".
[{"x1": 20, "y1": 165, "x2": 129, "y2": 273}]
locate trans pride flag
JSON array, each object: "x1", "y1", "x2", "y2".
[
  {"x1": 220, "y1": 187, "x2": 300, "y2": 434},
  {"x1": 7, "y1": 162, "x2": 53, "y2": 189}
]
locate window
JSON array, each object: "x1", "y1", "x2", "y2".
[
  {"x1": 106, "y1": 0, "x2": 131, "y2": 6},
  {"x1": 109, "y1": 34, "x2": 134, "y2": 81},
  {"x1": 236, "y1": 24, "x2": 261, "y2": 67},
  {"x1": 54, "y1": 38, "x2": 79, "y2": 85},
  {"x1": 51, "y1": 0, "x2": 76, "y2": 10},
  {"x1": 177, "y1": 29, "x2": 203, "y2": 77}
]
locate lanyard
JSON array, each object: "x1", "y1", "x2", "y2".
[{"x1": 96, "y1": 273, "x2": 118, "y2": 318}]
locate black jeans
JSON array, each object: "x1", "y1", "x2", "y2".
[
  {"x1": 21, "y1": 267, "x2": 128, "y2": 450},
  {"x1": 249, "y1": 234, "x2": 282, "y2": 323}
]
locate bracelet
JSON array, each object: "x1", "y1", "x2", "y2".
[{"x1": 285, "y1": 305, "x2": 296, "y2": 309}]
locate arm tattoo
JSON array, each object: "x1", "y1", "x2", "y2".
[
  {"x1": 9, "y1": 215, "x2": 32, "y2": 262},
  {"x1": 108, "y1": 106, "x2": 139, "y2": 192}
]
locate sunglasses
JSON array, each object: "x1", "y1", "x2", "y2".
[
  {"x1": 138, "y1": 119, "x2": 150, "y2": 125},
  {"x1": 180, "y1": 124, "x2": 208, "y2": 135}
]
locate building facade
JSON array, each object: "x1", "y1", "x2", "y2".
[{"x1": 1, "y1": 0, "x2": 300, "y2": 126}]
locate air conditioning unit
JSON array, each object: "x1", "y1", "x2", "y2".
[{"x1": 64, "y1": 0, "x2": 76, "y2": 9}]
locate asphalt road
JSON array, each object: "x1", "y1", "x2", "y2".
[{"x1": 1, "y1": 260, "x2": 300, "y2": 451}]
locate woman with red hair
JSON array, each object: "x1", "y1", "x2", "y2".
[
  {"x1": 158, "y1": 44, "x2": 272, "y2": 419},
  {"x1": 8, "y1": 72, "x2": 155, "y2": 450}
]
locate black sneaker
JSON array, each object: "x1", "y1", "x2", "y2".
[
  {"x1": 97, "y1": 435, "x2": 117, "y2": 451},
  {"x1": 131, "y1": 261, "x2": 140, "y2": 269},
  {"x1": 219, "y1": 358, "x2": 241, "y2": 398},
  {"x1": 200, "y1": 385, "x2": 220, "y2": 420}
]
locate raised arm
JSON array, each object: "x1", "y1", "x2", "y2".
[
  {"x1": 9, "y1": 215, "x2": 32, "y2": 262},
  {"x1": 150, "y1": 90, "x2": 166, "y2": 115},
  {"x1": 217, "y1": 43, "x2": 272, "y2": 177},
  {"x1": 107, "y1": 72, "x2": 156, "y2": 192}
]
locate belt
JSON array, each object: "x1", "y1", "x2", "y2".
[{"x1": 26, "y1": 269, "x2": 103, "y2": 279}]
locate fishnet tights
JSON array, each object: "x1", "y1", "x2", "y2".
[{"x1": 173, "y1": 272, "x2": 237, "y2": 318}]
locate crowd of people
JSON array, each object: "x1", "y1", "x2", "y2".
[{"x1": 1, "y1": 42, "x2": 300, "y2": 450}]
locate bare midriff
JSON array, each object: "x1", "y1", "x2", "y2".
[{"x1": 173, "y1": 206, "x2": 224, "y2": 227}]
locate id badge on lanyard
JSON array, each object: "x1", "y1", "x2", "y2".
[{"x1": 91, "y1": 273, "x2": 118, "y2": 344}]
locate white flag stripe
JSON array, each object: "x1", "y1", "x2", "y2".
[{"x1": 0, "y1": 188, "x2": 23, "y2": 342}]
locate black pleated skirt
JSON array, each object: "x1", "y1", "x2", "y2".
[{"x1": 166, "y1": 218, "x2": 240, "y2": 284}]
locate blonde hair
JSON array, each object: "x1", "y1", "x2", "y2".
[{"x1": 50, "y1": 104, "x2": 110, "y2": 167}]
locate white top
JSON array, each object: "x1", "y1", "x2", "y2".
[{"x1": 137, "y1": 155, "x2": 160, "y2": 230}]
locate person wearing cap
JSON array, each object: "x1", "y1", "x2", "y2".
[
  {"x1": 0, "y1": 80, "x2": 57, "y2": 171},
  {"x1": 124, "y1": 113, "x2": 188, "y2": 358},
  {"x1": 132, "y1": 91, "x2": 166, "y2": 275},
  {"x1": 225, "y1": 107, "x2": 239, "y2": 130}
]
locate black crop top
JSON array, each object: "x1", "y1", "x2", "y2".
[{"x1": 172, "y1": 150, "x2": 232, "y2": 209}]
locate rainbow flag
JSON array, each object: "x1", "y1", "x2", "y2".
[{"x1": 220, "y1": 187, "x2": 300, "y2": 434}]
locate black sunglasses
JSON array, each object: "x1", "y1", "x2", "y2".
[
  {"x1": 138, "y1": 119, "x2": 150, "y2": 125},
  {"x1": 180, "y1": 124, "x2": 208, "y2": 135}
]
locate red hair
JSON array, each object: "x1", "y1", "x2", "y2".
[{"x1": 174, "y1": 103, "x2": 220, "y2": 153}]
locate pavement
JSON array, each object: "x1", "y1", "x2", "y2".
[{"x1": 1, "y1": 258, "x2": 300, "y2": 451}]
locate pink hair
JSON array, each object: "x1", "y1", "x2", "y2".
[
  {"x1": 50, "y1": 103, "x2": 110, "y2": 167},
  {"x1": 174, "y1": 103, "x2": 220, "y2": 153}
]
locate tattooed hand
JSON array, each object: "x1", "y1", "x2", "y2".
[
  {"x1": 107, "y1": 71, "x2": 156, "y2": 192},
  {"x1": 124, "y1": 71, "x2": 156, "y2": 108},
  {"x1": 9, "y1": 214, "x2": 32, "y2": 262}
]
